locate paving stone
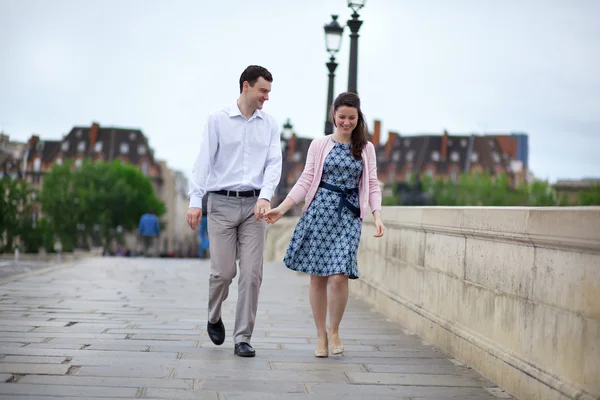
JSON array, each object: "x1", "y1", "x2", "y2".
[
  {"x1": 365, "y1": 363, "x2": 482, "y2": 376},
  {"x1": 144, "y1": 388, "x2": 219, "y2": 399},
  {"x1": 0, "y1": 319, "x2": 67, "y2": 327},
  {"x1": 0, "y1": 374, "x2": 10, "y2": 382},
  {"x1": 308, "y1": 382, "x2": 501, "y2": 398},
  {"x1": 19, "y1": 374, "x2": 190, "y2": 388},
  {"x1": 75, "y1": 364, "x2": 169, "y2": 378},
  {"x1": 24, "y1": 343, "x2": 85, "y2": 350},
  {"x1": 271, "y1": 361, "x2": 367, "y2": 372},
  {"x1": 0, "y1": 396, "x2": 166, "y2": 400},
  {"x1": 199, "y1": 378, "x2": 306, "y2": 394},
  {"x1": 0, "y1": 363, "x2": 70, "y2": 374},
  {"x1": 176, "y1": 368, "x2": 347, "y2": 382},
  {"x1": 346, "y1": 372, "x2": 493, "y2": 386},
  {"x1": 0, "y1": 383, "x2": 138, "y2": 397},
  {"x1": 1, "y1": 355, "x2": 68, "y2": 364}
]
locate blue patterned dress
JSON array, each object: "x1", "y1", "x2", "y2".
[{"x1": 284, "y1": 140, "x2": 363, "y2": 279}]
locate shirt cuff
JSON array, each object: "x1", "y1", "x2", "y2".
[
  {"x1": 258, "y1": 188, "x2": 274, "y2": 202},
  {"x1": 189, "y1": 196, "x2": 203, "y2": 209}
]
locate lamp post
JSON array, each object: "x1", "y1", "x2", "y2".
[
  {"x1": 280, "y1": 119, "x2": 294, "y2": 204},
  {"x1": 323, "y1": 15, "x2": 344, "y2": 135},
  {"x1": 346, "y1": 0, "x2": 366, "y2": 94}
]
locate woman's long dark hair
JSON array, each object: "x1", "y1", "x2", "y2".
[{"x1": 329, "y1": 92, "x2": 368, "y2": 160}]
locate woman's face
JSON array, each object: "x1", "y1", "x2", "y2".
[{"x1": 334, "y1": 106, "x2": 358, "y2": 134}]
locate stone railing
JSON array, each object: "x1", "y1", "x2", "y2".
[{"x1": 264, "y1": 207, "x2": 600, "y2": 400}]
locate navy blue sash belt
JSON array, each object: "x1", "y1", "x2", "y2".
[{"x1": 318, "y1": 181, "x2": 360, "y2": 219}]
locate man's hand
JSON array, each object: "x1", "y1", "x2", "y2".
[
  {"x1": 187, "y1": 207, "x2": 202, "y2": 231},
  {"x1": 254, "y1": 199, "x2": 271, "y2": 221}
]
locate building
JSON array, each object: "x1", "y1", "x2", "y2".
[
  {"x1": 0, "y1": 133, "x2": 27, "y2": 180},
  {"x1": 10, "y1": 123, "x2": 196, "y2": 256},
  {"x1": 370, "y1": 120, "x2": 529, "y2": 187},
  {"x1": 274, "y1": 119, "x2": 530, "y2": 205}
]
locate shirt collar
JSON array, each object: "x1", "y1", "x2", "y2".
[{"x1": 229, "y1": 101, "x2": 264, "y2": 120}]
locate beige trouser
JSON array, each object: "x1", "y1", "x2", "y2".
[{"x1": 207, "y1": 193, "x2": 267, "y2": 344}]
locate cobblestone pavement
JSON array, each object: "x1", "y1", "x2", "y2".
[
  {"x1": 0, "y1": 257, "x2": 514, "y2": 399},
  {"x1": 0, "y1": 260, "x2": 55, "y2": 280}
]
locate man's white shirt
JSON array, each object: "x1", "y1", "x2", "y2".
[{"x1": 188, "y1": 103, "x2": 283, "y2": 208}]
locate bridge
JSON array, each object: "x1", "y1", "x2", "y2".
[{"x1": 0, "y1": 207, "x2": 598, "y2": 400}]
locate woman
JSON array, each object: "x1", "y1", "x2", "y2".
[{"x1": 264, "y1": 92, "x2": 385, "y2": 357}]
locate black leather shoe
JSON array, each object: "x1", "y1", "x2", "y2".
[
  {"x1": 234, "y1": 342, "x2": 256, "y2": 357},
  {"x1": 207, "y1": 318, "x2": 225, "y2": 345}
]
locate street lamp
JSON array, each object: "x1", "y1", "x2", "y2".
[
  {"x1": 347, "y1": 0, "x2": 366, "y2": 94},
  {"x1": 282, "y1": 118, "x2": 294, "y2": 140},
  {"x1": 324, "y1": 14, "x2": 344, "y2": 135}
]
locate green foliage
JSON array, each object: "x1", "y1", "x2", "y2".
[
  {"x1": 41, "y1": 160, "x2": 165, "y2": 250},
  {"x1": 385, "y1": 172, "x2": 577, "y2": 207},
  {"x1": 0, "y1": 177, "x2": 38, "y2": 252},
  {"x1": 579, "y1": 185, "x2": 600, "y2": 206}
]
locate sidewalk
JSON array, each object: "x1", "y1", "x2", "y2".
[{"x1": 0, "y1": 257, "x2": 513, "y2": 399}]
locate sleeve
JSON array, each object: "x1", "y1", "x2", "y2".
[
  {"x1": 259, "y1": 118, "x2": 283, "y2": 201},
  {"x1": 188, "y1": 114, "x2": 219, "y2": 208},
  {"x1": 287, "y1": 139, "x2": 317, "y2": 204},
  {"x1": 367, "y1": 143, "x2": 382, "y2": 213}
]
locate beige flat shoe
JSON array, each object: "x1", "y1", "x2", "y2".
[
  {"x1": 329, "y1": 332, "x2": 344, "y2": 355},
  {"x1": 314, "y1": 336, "x2": 329, "y2": 358},
  {"x1": 314, "y1": 348, "x2": 329, "y2": 358}
]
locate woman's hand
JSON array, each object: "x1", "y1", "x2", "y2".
[
  {"x1": 264, "y1": 207, "x2": 285, "y2": 224},
  {"x1": 373, "y1": 211, "x2": 385, "y2": 237}
]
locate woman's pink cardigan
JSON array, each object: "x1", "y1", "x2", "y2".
[{"x1": 287, "y1": 136, "x2": 382, "y2": 219}]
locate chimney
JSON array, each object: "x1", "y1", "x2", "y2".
[
  {"x1": 372, "y1": 120, "x2": 381, "y2": 146},
  {"x1": 28, "y1": 135, "x2": 40, "y2": 150},
  {"x1": 385, "y1": 131, "x2": 398, "y2": 160},
  {"x1": 287, "y1": 134, "x2": 297, "y2": 159},
  {"x1": 441, "y1": 130, "x2": 448, "y2": 160},
  {"x1": 89, "y1": 122, "x2": 100, "y2": 153}
]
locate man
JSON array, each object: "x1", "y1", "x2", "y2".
[
  {"x1": 187, "y1": 65, "x2": 282, "y2": 357},
  {"x1": 138, "y1": 209, "x2": 160, "y2": 257}
]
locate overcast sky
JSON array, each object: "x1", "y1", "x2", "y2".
[{"x1": 1, "y1": 0, "x2": 599, "y2": 182}]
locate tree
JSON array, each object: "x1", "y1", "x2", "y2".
[
  {"x1": 0, "y1": 177, "x2": 37, "y2": 253},
  {"x1": 41, "y1": 160, "x2": 165, "y2": 251},
  {"x1": 579, "y1": 185, "x2": 600, "y2": 206}
]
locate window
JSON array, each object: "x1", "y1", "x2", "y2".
[
  {"x1": 120, "y1": 143, "x2": 129, "y2": 154},
  {"x1": 447, "y1": 139, "x2": 453, "y2": 146},
  {"x1": 471, "y1": 152, "x2": 479, "y2": 163},
  {"x1": 451, "y1": 151, "x2": 460, "y2": 162},
  {"x1": 77, "y1": 141, "x2": 86, "y2": 152},
  {"x1": 75, "y1": 159, "x2": 82, "y2": 168},
  {"x1": 427, "y1": 168, "x2": 435, "y2": 177},
  {"x1": 141, "y1": 162, "x2": 148, "y2": 175},
  {"x1": 138, "y1": 144, "x2": 146, "y2": 155},
  {"x1": 460, "y1": 139, "x2": 468, "y2": 148},
  {"x1": 36, "y1": 141, "x2": 44, "y2": 151},
  {"x1": 129, "y1": 132, "x2": 137, "y2": 141},
  {"x1": 61, "y1": 141, "x2": 69, "y2": 152},
  {"x1": 56, "y1": 157, "x2": 63, "y2": 165},
  {"x1": 404, "y1": 139, "x2": 410, "y2": 147},
  {"x1": 392, "y1": 151, "x2": 401, "y2": 161},
  {"x1": 406, "y1": 150, "x2": 415, "y2": 162},
  {"x1": 431, "y1": 151, "x2": 440, "y2": 162},
  {"x1": 94, "y1": 141, "x2": 103, "y2": 152},
  {"x1": 33, "y1": 158, "x2": 41, "y2": 172},
  {"x1": 76, "y1": 129, "x2": 83, "y2": 138},
  {"x1": 492, "y1": 152, "x2": 501, "y2": 163},
  {"x1": 450, "y1": 170, "x2": 457, "y2": 182}
]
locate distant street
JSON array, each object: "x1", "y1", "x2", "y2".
[{"x1": 0, "y1": 260, "x2": 53, "y2": 280}]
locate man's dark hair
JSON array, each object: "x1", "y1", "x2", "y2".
[{"x1": 239, "y1": 65, "x2": 273, "y2": 93}]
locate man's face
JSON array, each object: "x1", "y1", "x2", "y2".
[{"x1": 244, "y1": 77, "x2": 271, "y2": 110}]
